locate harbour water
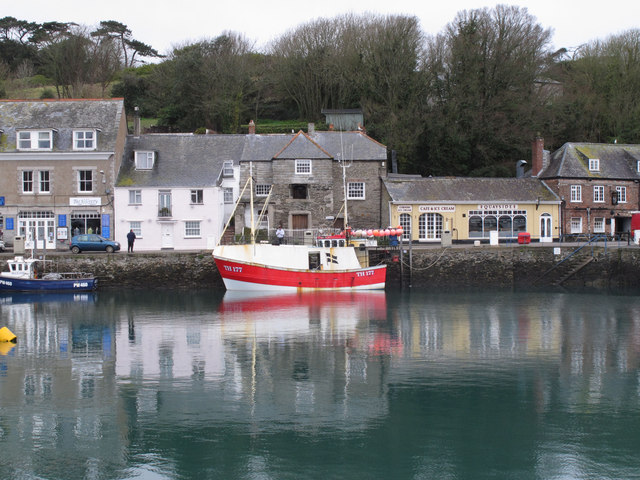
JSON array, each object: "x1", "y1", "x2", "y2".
[{"x1": 1, "y1": 288, "x2": 639, "y2": 479}]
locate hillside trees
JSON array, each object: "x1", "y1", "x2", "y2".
[
  {"x1": 420, "y1": 5, "x2": 553, "y2": 176},
  {"x1": 270, "y1": 13, "x2": 426, "y2": 169},
  {"x1": 555, "y1": 29, "x2": 640, "y2": 144},
  {"x1": 150, "y1": 33, "x2": 260, "y2": 132}
]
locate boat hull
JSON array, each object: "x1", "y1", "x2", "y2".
[
  {"x1": 213, "y1": 256, "x2": 386, "y2": 291},
  {"x1": 0, "y1": 276, "x2": 97, "y2": 292}
]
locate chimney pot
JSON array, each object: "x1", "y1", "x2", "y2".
[{"x1": 248, "y1": 120, "x2": 255, "y2": 135}]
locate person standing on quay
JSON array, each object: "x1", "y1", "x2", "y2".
[
  {"x1": 127, "y1": 229, "x2": 136, "y2": 253},
  {"x1": 276, "y1": 224, "x2": 285, "y2": 245}
]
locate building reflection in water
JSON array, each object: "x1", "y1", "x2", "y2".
[{"x1": 1, "y1": 290, "x2": 639, "y2": 478}]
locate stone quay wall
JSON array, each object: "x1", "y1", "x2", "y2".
[{"x1": 2, "y1": 245, "x2": 640, "y2": 291}]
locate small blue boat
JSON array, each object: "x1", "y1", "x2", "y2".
[{"x1": 0, "y1": 256, "x2": 97, "y2": 292}]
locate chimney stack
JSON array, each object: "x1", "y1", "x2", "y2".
[
  {"x1": 248, "y1": 120, "x2": 255, "y2": 135},
  {"x1": 134, "y1": 106, "x2": 141, "y2": 136},
  {"x1": 308, "y1": 123, "x2": 315, "y2": 134},
  {"x1": 532, "y1": 134, "x2": 544, "y2": 176}
]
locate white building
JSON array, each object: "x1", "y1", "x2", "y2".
[{"x1": 114, "y1": 133, "x2": 241, "y2": 251}]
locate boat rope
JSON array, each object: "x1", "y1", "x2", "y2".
[
  {"x1": 217, "y1": 175, "x2": 252, "y2": 246},
  {"x1": 399, "y1": 247, "x2": 451, "y2": 270}
]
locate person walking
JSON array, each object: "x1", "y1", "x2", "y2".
[{"x1": 127, "y1": 229, "x2": 136, "y2": 253}]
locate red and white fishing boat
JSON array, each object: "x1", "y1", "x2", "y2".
[
  {"x1": 213, "y1": 162, "x2": 387, "y2": 291},
  {"x1": 213, "y1": 234, "x2": 386, "y2": 291}
]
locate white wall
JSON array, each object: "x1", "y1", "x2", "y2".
[{"x1": 114, "y1": 187, "x2": 224, "y2": 251}]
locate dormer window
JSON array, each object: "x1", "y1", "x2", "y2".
[
  {"x1": 73, "y1": 130, "x2": 97, "y2": 150},
  {"x1": 17, "y1": 130, "x2": 52, "y2": 151},
  {"x1": 588, "y1": 158, "x2": 600, "y2": 171},
  {"x1": 223, "y1": 161, "x2": 234, "y2": 177},
  {"x1": 135, "y1": 151, "x2": 155, "y2": 170}
]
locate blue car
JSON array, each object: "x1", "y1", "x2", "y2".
[{"x1": 70, "y1": 234, "x2": 120, "y2": 254}]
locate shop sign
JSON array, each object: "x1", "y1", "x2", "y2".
[
  {"x1": 70, "y1": 197, "x2": 101, "y2": 206},
  {"x1": 478, "y1": 204, "x2": 518, "y2": 210},
  {"x1": 418, "y1": 205, "x2": 455, "y2": 213},
  {"x1": 397, "y1": 205, "x2": 412, "y2": 213}
]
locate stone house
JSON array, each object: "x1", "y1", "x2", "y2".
[
  {"x1": 0, "y1": 98, "x2": 127, "y2": 249},
  {"x1": 235, "y1": 123, "x2": 387, "y2": 240},
  {"x1": 533, "y1": 138, "x2": 640, "y2": 237},
  {"x1": 115, "y1": 133, "x2": 241, "y2": 251}
]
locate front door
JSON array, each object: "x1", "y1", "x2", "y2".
[
  {"x1": 540, "y1": 214, "x2": 552, "y2": 242},
  {"x1": 291, "y1": 214, "x2": 309, "y2": 230},
  {"x1": 161, "y1": 223, "x2": 174, "y2": 249}
]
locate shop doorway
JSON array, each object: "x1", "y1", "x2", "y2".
[{"x1": 540, "y1": 214, "x2": 552, "y2": 242}]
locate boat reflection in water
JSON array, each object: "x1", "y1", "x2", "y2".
[
  {"x1": 0, "y1": 291, "x2": 97, "y2": 305},
  {"x1": 220, "y1": 289, "x2": 387, "y2": 323}
]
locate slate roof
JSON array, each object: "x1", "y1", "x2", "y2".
[
  {"x1": 240, "y1": 131, "x2": 386, "y2": 161},
  {"x1": 383, "y1": 176, "x2": 560, "y2": 203},
  {"x1": 540, "y1": 143, "x2": 640, "y2": 180},
  {"x1": 119, "y1": 130, "x2": 387, "y2": 188},
  {"x1": 119, "y1": 134, "x2": 245, "y2": 188},
  {"x1": 0, "y1": 98, "x2": 124, "y2": 152}
]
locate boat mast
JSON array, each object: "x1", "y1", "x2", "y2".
[
  {"x1": 338, "y1": 135, "x2": 353, "y2": 230},
  {"x1": 249, "y1": 162, "x2": 255, "y2": 244},
  {"x1": 341, "y1": 157, "x2": 349, "y2": 228}
]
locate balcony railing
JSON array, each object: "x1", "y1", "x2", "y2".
[{"x1": 158, "y1": 207, "x2": 172, "y2": 217}]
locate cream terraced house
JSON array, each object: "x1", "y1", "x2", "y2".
[{"x1": 0, "y1": 98, "x2": 127, "y2": 249}]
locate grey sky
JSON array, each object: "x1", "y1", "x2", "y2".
[{"x1": 5, "y1": 0, "x2": 639, "y2": 57}]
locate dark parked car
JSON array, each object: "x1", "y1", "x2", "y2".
[{"x1": 70, "y1": 234, "x2": 120, "y2": 254}]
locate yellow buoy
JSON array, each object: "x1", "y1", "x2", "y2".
[{"x1": 0, "y1": 326, "x2": 17, "y2": 343}]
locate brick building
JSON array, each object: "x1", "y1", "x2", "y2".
[{"x1": 533, "y1": 138, "x2": 640, "y2": 237}]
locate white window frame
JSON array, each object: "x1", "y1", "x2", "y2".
[
  {"x1": 129, "y1": 190, "x2": 142, "y2": 205},
  {"x1": 295, "y1": 159, "x2": 312, "y2": 175},
  {"x1": 73, "y1": 130, "x2": 96, "y2": 150},
  {"x1": 570, "y1": 217, "x2": 582, "y2": 234},
  {"x1": 184, "y1": 220, "x2": 201, "y2": 238},
  {"x1": 589, "y1": 158, "x2": 600, "y2": 171},
  {"x1": 256, "y1": 184, "x2": 271, "y2": 197},
  {"x1": 594, "y1": 217, "x2": 605, "y2": 233},
  {"x1": 135, "y1": 151, "x2": 155, "y2": 170},
  {"x1": 593, "y1": 185, "x2": 604, "y2": 203},
  {"x1": 570, "y1": 185, "x2": 581, "y2": 202},
  {"x1": 39, "y1": 170, "x2": 50, "y2": 194},
  {"x1": 347, "y1": 182, "x2": 365, "y2": 200},
  {"x1": 78, "y1": 170, "x2": 93, "y2": 193},
  {"x1": 129, "y1": 221, "x2": 142, "y2": 238},
  {"x1": 616, "y1": 186, "x2": 627, "y2": 203},
  {"x1": 17, "y1": 130, "x2": 52, "y2": 151},
  {"x1": 222, "y1": 161, "x2": 234, "y2": 177},
  {"x1": 190, "y1": 189, "x2": 204, "y2": 205},
  {"x1": 22, "y1": 170, "x2": 34, "y2": 194},
  {"x1": 223, "y1": 187, "x2": 234, "y2": 204}
]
